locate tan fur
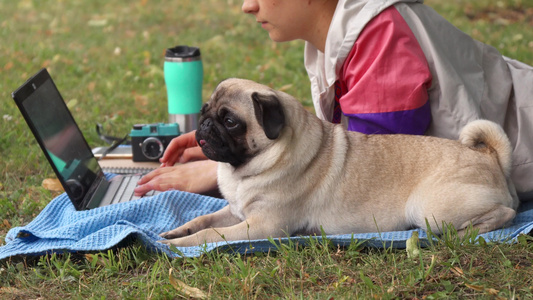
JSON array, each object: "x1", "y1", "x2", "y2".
[{"x1": 160, "y1": 79, "x2": 518, "y2": 247}]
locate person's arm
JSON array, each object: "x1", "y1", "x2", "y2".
[
  {"x1": 159, "y1": 130, "x2": 207, "y2": 166},
  {"x1": 337, "y1": 6, "x2": 432, "y2": 135},
  {"x1": 134, "y1": 130, "x2": 218, "y2": 196}
]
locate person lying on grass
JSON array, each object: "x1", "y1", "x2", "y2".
[{"x1": 134, "y1": 0, "x2": 533, "y2": 200}]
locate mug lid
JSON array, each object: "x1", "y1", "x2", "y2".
[{"x1": 165, "y1": 45, "x2": 201, "y2": 62}]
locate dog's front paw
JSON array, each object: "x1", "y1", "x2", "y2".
[
  {"x1": 158, "y1": 236, "x2": 201, "y2": 248},
  {"x1": 159, "y1": 231, "x2": 174, "y2": 239},
  {"x1": 158, "y1": 239, "x2": 172, "y2": 246},
  {"x1": 159, "y1": 226, "x2": 191, "y2": 239}
]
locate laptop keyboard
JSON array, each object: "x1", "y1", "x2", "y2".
[{"x1": 108, "y1": 175, "x2": 156, "y2": 205}]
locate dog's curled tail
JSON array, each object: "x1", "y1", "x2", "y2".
[{"x1": 459, "y1": 120, "x2": 513, "y2": 177}]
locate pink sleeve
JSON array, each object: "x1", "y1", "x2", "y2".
[{"x1": 337, "y1": 6, "x2": 433, "y2": 135}]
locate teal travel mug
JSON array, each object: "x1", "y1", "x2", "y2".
[{"x1": 164, "y1": 45, "x2": 203, "y2": 132}]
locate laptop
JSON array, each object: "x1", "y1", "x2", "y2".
[{"x1": 12, "y1": 68, "x2": 156, "y2": 210}]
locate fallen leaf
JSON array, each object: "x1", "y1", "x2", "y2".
[
  {"x1": 67, "y1": 99, "x2": 78, "y2": 109},
  {"x1": 217, "y1": 276, "x2": 232, "y2": 284},
  {"x1": 4, "y1": 61, "x2": 14, "y2": 71},
  {"x1": 143, "y1": 51, "x2": 151, "y2": 66},
  {"x1": 88, "y1": 19, "x2": 108, "y2": 27},
  {"x1": 450, "y1": 266, "x2": 464, "y2": 277},
  {"x1": 17, "y1": 0, "x2": 33, "y2": 9},
  {"x1": 278, "y1": 84, "x2": 293, "y2": 92},
  {"x1": 0, "y1": 287, "x2": 26, "y2": 297},
  {"x1": 41, "y1": 60, "x2": 51, "y2": 68},
  {"x1": 465, "y1": 283, "x2": 485, "y2": 292},
  {"x1": 487, "y1": 288, "x2": 499, "y2": 295},
  {"x1": 169, "y1": 268, "x2": 207, "y2": 299},
  {"x1": 88, "y1": 81, "x2": 96, "y2": 92},
  {"x1": 2, "y1": 219, "x2": 10, "y2": 228},
  {"x1": 406, "y1": 231, "x2": 420, "y2": 258},
  {"x1": 42, "y1": 178, "x2": 64, "y2": 192}
]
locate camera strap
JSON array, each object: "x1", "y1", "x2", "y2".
[
  {"x1": 95, "y1": 123, "x2": 131, "y2": 161},
  {"x1": 96, "y1": 123, "x2": 131, "y2": 145}
]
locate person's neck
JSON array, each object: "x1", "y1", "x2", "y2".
[{"x1": 305, "y1": 0, "x2": 338, "y2": 53}]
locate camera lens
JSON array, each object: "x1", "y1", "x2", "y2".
[{"x1": 141, "y1": 137, "x2": 164, "y2": 160}]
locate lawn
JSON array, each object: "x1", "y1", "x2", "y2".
[{"x1": 1, "y1": 0, "x2": 533, "y2": 298}]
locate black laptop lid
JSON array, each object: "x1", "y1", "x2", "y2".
[{"x1": 12, "y1": 68, "x2": 104, "y2": 210}]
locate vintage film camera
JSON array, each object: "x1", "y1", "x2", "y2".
[{"x1": 130, "y1": 123, "x2": 180, "y2": 162}]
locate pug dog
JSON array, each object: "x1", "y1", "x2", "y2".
[{"x1": 160, "y1": 78, "x2": 519, "y2": 247}]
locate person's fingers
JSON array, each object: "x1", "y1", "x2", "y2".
[
  {"x1": 134, "y1": 169, "x2": 177, "y2": 196},
  {"x1": 136, "y1": 166, "x2": 173, "y2": 185},
  {"x1": 134, "y1": 160, "x2": 218, "y2": 196},
  {"x1": 178, "y1": 146, "x2": 208, "y2": 163},
  {"x1": 133, "y1": 182, "x2": 154, "y2": 196},
  {"x1": 160, "y1": 131, "x2": 198, "y2": 165}
]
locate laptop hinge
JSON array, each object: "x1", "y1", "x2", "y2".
[{"x1": 84, "y1": 177, "x2": 110, "y2": 209}]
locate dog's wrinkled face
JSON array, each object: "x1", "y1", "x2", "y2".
[{"x1": 195, "y1": 79, "x2": 286, "y2": 167}]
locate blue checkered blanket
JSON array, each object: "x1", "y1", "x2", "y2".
[{"x1": 1, "y1": 189, "x2": 533, "y2": 260}]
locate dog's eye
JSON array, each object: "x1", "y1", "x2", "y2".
[{"x1": 224, "y1": 117, "x2": 238, "y2": 129}]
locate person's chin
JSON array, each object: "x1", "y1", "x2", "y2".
[{"x1": 268, "y1": 32, "x2": 292, "y2": 43}]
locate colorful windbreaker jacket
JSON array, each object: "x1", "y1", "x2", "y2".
[{"x1": 304, "y1": 0, "x2": 533, "y2": 198}]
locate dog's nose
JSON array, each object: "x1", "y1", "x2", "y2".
[{"x1": 200, "y1": 118, "x2": 213, "y2": 130}]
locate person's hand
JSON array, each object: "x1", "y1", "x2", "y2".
[
  {"x1": 134, "y1": 159, "x2": 219, "y2": 196},
  {"x1": 159, "y1": 130, "x2": 207, "y2": 167}
]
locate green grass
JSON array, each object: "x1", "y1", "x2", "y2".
[
  {"x1": 1, "y1": 0, "x2": 533, "y2": 298},
  {"x1": 2, "y1": 232, "x2": 533, "y2": 298}
]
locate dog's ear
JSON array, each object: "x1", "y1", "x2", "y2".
[{"x1": 252, "y1": 92, "x2": 285, "y2": 140}]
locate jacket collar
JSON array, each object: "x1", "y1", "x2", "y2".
[{"x1": 304, "y1": 0, "x2": 423, "y2": 120}]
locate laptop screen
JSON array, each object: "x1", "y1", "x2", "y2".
[{"x1": 12, "y1": 69, "x2": 102, "y2": 207}]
